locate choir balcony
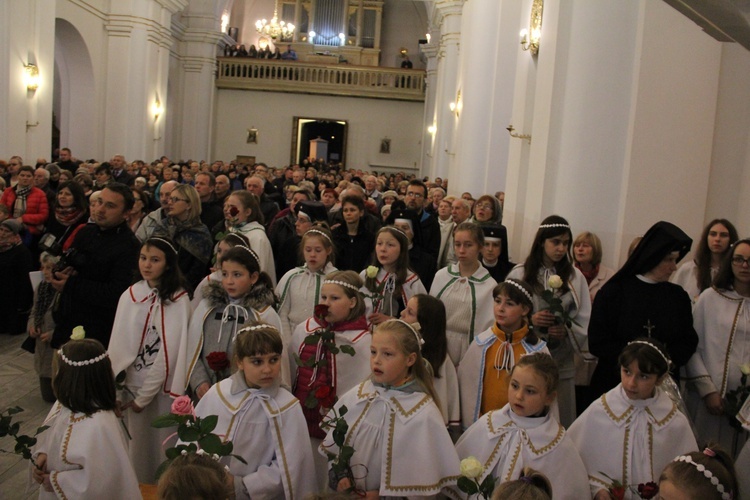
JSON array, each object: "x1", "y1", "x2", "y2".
[{"x1": 216, "y1": 57, "x2": 425, "y2": 102}]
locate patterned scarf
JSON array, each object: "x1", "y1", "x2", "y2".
[
  {"x1": 33, "y1": 281, "x2": 58, "y2": 328},
  {"x1": 13, "y1": 185, "x2": 31, "y2": 218},
  {"x1": 55, "y1": 206, "x2": 85, "y2": 226}
]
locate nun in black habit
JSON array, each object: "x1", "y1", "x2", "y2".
[{"x1": 587, "y1": 221, "x2": 699, "y2": 399}]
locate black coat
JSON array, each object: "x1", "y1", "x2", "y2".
[
  {"x1": 52, "y1": 221, "x2": 140, "y2": 348},
  {"x1": 0, "y1": 243, "x2": 33, "y2": 334},
  {"x1": 333, "y1": 222, "x2": 375, "y2": 273}
]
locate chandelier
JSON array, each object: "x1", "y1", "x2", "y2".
[{"x1": 255, "y1": 0, "x2": 295, "y2": 40}]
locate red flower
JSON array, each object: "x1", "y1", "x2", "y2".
[
  {"x1": 228, "y1": 206, "x2": 239, "y2": 218},
  {"x1": 609, "y1": 486, "x2": 626, "y2": 500},
  {"x1": 206, "y1": 351, "x2": 230, "y2": 372},
  {"x1": 315, "y1": 384, "x2": 336, "y2": 408},
  {"x1": 314, "y1": 304, "x2": 330, "y2": 325},
  {"x1": 637, "y1": 482, "x2": 659, "y2": 499}
]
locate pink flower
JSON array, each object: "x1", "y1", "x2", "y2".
[{"x1": 171, "y1": 395, "x2": 195, "y2": 416}]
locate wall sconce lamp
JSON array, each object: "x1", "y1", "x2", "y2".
[
  {"x1": 519, "y1": 0, "x2": 543, "y2": 55},
  {"x1": 152, "y1": 98, "x2": 164, "y2": 121},
  {"x1": 24, "y1": 64, "x2": 40, "y2": 91},
  {"x1": 507, "y1": 125, "x2": 531, "y2": 144}
]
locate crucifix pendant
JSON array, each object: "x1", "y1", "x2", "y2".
[{"x1": 643, "y1": 319, "x2": 655, "y2": 337}]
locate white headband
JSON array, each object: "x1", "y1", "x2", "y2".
[
  {"x1": 322, "y1": 279, "x2": 360, "y2": 293},
  {"x1": 393, "y1": 218, "x2": 413, "y2": 231},
  {"x1": 390, "y1": 319, "x2": 424, "y2": 347},
  {"x1": 297, "y1": 210, "x2": 310, "y2": 220},
  {"x1": 236, "y1": 245, "x2": 260, "y2": 266},
  {"x1": 149, "y1": 237, "x2": 177, "y2": 254},
  {"x1": 238, "y1": 323, "x2": 279, "y2": 334},
  {"x1": 539, "y1": 223, "x2": 570, "y2": 229},
  {"x1": 386, "y1": 226, "x2": 408, "y2": 238},
  {"x1": 59, "y1": 348, "x2": 108, "y2": 367},
  {"x1": 504, "y1": 280, "x2": 533, "y2": 303},
  {"x1": 628, "y1": 340, "x2": 671, "y2": 367},
  {"x1": 304, "y1": 228, "x2": 332, "y2": 244},
  {"x1": 673, "y1": 455, "x2": 731, "y2": 500}
]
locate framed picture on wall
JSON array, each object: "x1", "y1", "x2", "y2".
[
  {"x1": 247, "y1": 128, "x2": 258, "y2": 144},
  {"x1": 380, "y1": 138, "x2": 391, "y2": 154}
]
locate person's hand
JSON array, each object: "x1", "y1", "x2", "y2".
[
  {"x1": 39, "y1": 331, "x2": 52, "y2": 342},
  {"x1": 337, "y1": 477, "x2": 352, "y2": 492},
  {"x1": 121, "y1": 401, "x2": 144, "y2": 413},
  {"x1": 532, "y1": 310, "x2": 555, "y2": 328},
  {"x1": 49, "y1": 266, "x2": 74, "y2": 292},
  {"x1": 547, "y1": 323, "x2": 566, "y2": 339},
  {"x1": 32, "y1": 453, "x2": 47, "y2": 484},
  {"x1": 196, "y1": 383, "x2": 211, "y2": 400},
  {"x1": 367, "y1": 312, "x2": 392, "y2": 326},
  {"x1": 29, "y1": 325, "x2": 40, "y2": 338},
  {"x1": 704, "y1": 392, "x2": 724, "y2": 415}
]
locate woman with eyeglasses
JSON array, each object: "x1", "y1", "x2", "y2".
[
  {"x1": 671, "y1": 219, "x2": 739, "y2": 305},
  {"x1": 469, "y1": 194, "x2": 503, "y2": 226},
  {"x1": 685, "y1": 238, "x2": 750, "y2": 456},
  {"x1": 151, "y1": 184, "x2": 212, "y2": 291}
]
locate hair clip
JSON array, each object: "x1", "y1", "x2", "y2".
[
  {"x1": 674, "y1": 455, "x2": 731, "y2": 500},
  {"x1": 627, "y1": 340, "x2": 671, "y2": 367},
  {"x1": 703, "y1": 448, "x2": 716, "y2": 457},
  {"x1": 304, "y1": 228, "x2": 333, "y2": 244},
  {"x1": 538, "y1": 223, "x2": 570, "y2": 229},
  {"x1": 504, "y1": 279, "x2": 533, "y2": 303},
  {"x1": 322, "y1": 279, "x2": 360, "y2": 293},
  {"x1": 59, "y1": 348, "x2": 108, "y2": 367},
  {"x1": 149, "y1": 237, "x2": 178, "y2": 254}
]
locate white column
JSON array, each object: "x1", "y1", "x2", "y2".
[
  {"x1": 419, "y1": 40, "x2": 439, "y2": 176},
  {"x1": 430, "y1": 0, "x2": 463, "y2": 181}
]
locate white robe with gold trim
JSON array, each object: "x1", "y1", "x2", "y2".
[
  {"x1": 194, "y1": 372, "x2": 317, "y2": 500},
  {"x1": 276, "y1": 262, "x2": 337, "y2": 344},
  {"x1": 320, "y1": 380, "x2": 460, "y2": 497},
  {"x1": 448, "y1": 404, "x2": 589, "y2": 500},
  {"x1": 568, "y1": 385, "x2": 698, "y2": 499},
  {"x1": 33, "y1": 403, "x2": 141, "y2": 500}
]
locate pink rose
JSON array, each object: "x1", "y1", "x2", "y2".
[{"x1": 171, "y1": 395, "x2": 195, "y2": 416}]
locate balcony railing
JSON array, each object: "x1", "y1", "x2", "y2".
[{"x1": 216, "y1": 57, "x2": 425, "y2": 102}]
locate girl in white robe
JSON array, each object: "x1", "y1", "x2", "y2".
[
  {"x1": 276, "y1": 227, "x2": 337, "y2": 344},
  {"x1": 361, "y1": 226, "x2": 427, "y2": 327},
  {"x1": 32, "y1": 339, "x2": 140, "y2": 499},
  {"x1": 321, "y1": 319, "x2": 460, "y2": 497},
  {"x1": 685, "y1": 238, "x2": 750, "y2": 456},
  {"x1": 506, "y1": 215, "x2": 594, "y2": 427},
  {"x1": 108, "y1": 237, "x2": 195, "y2": 483},
  {"x1": 289, "y1": 270, "x2": 371, "y2": 488},
  {"x1": 568, "y1": 339, "x2": 698, "y2": 500},
  {"x1": 430, "y1": 223, "x2": 497, "y2": 366},
  {"x1": 188, "y1": 245, "x2": 283, "y2": 398},
  {"x1": 458, "y1": 279, "x2": 549, "y2": 429},
  {"x1": 450, "y1": 353, "x2": 589, "y2": 500},
  {"x1": 659, "y1": 447, "x2": 739, "y2": 500},
  {"x1": 193, "y1": 323, "x2": 317, "y2": 500},
  {"x1": 192, "y1": 232, "x2": 250, "y2": 311},
  {"x1": 399, "y1": 294, "x2": 460, "y2": 431}
]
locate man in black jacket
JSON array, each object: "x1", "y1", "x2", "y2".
[
  {"x1": 50, "y1": 183, "x2": 140, "y2": 348},
  {"x1": 403, "y1": 180, "x2": 441, "y2": 265}
]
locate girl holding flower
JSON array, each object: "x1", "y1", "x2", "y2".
[
  {"x1": 685, "y1": 238, "x2": 750, "y2": 456},
  {"x1": 506, "y1": 215, "x2": 593, "y2": 426},
  {"x1": 188, "y1": 245, "x2": 281, "y2": 398},
  {"x1": 108, "y1": 237, "x2": 194, "y2": 483},
  {"x1": 361, "y1": 226, "x2": 427, "y2": 327}
]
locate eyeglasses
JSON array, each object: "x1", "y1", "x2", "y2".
[
  {"x1": 168, "y1": 197, "x2": 189, "y2": 204},
  {"x1": 405, "y1": 191, "x2": 424, "y2": 199},
  {"x1": 731, "y1": 256, "x2": 750, "y2": 267},
  {"x1": 475, "y1": 202, "x2": 493, "y2": 210}
]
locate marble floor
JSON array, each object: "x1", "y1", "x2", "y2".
[{"x1": 0, "y1": 334, "x2": 51, "y2": 500}]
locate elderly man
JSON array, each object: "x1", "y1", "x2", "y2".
[
  {"x1": 50, "y1": 183, "x2": 140, "y2": 348},
  {"x1": 136, "y1": 180, "x2": 178, "y2": 242},
  {"x1": 214, "y1": 174, "x2": 231, "y2": 205},
  {"x1": 245, "y1": 174, "x2": 279, "y2": 226},
  {"x1": 364, "y1": 175, "x2": 383, "y2": 210},
  {"x1": 425, "y1": 187, "x2": 445, "y2": 215},
  {"x1": 440, "y1": 198, "x2": 473, "y2": 267},
  {"x1": 194, "y1": 172, "x2": 224, "y2": 230},
  {"x1": 34, "y1": 167, "x2": 56, "y2": 207},
  {"x1": 110, "y1": 154, "x2": 133, "y2": 186}
]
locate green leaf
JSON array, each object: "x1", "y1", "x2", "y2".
[
  {"x1": 199, "y1": 415, "x2": 218, "y2": 434},
  {"x1": 329, "y1": 346, "x2": 340, "y2": 355},
  {"x1": 457, "y1": 476, "x2": 479, "y2": 495},
  {"x1": 305, "y1": 392, "x2": 319, "y2": 409},
  {"x1": 198, "y1": 433, "x2": 223, "y2": 454},
  {"x1": 35, "y1": 425, "x2": 49, "y2": 436},
  {"x1": 480, "y1": 474, "x2": 496, "y2": 492},
  {"x1": 339, "y1": 405, "x2": 348, "y2": 416},
  {"x1": 219, "y1": 441, "x2": 234, "y2": 455},
  {"x1": 303, "y1": 335, "x2": 320, "y2": 345},
  {"x1": 177, "y1": 424, "x2": 201, "y2": 442},
  {"x1": 230, "y1": 453, "x2": 248, "y2": 465},
  {"x1": 151, "y1": 414, "x2": 180, "y2": 428},
  {"x1": 339, "y1": 345, "x2": 356, "y2": 356},
  {"x1": 165, "y1": 447, "x2": 182, "y2": 459}
]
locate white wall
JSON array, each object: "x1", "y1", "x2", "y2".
[
  {"x1": 380, "y1": 0, "x2": 428, "y2": 69},
  {"x1": 212, "y1": 89, "x2": 424, "y2": 169}
]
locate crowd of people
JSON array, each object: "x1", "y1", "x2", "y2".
[{"x1": 1, "y1": 149, "x2": 749, "y2": 499}]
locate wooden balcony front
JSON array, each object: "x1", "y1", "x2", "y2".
[{"x1": 216, "y1": 57, "x2": 425, "y2": 102}]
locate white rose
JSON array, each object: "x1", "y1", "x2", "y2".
[
  {"x1": 70, "y1": 326, "x2": 86, "y2": 340},
  {"x1": 366, "y1": 266, "x2": 379, "y2": 279},
  {"x1": 740, "y1": 363, "x2": 750, "y2": 376},
  {"x1": 459, "y1": 456, "x2": 484, "y2": 479},
  {"x1": 548, "y1": 275, "x2": 563, "y2": 289}
]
